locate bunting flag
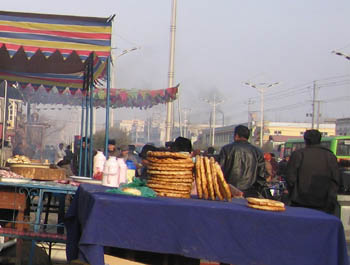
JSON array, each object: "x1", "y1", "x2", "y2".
[
  {"x1": 20, "y1": 85, "x2": 179, "y2": 109},
  {"x1": 0, "y1": 10, "x2": 112, "y2": 90}
]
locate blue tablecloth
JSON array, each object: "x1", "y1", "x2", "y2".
[{"x1": 65, "y1": 183, "x2": 349, "y2": 265}]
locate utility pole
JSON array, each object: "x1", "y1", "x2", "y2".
[
  {"x1": 316, "y1": 100, "x2": 322, "y2": 130},
  {"x1": 202, "y1": 94, "x2": 224, "y2": 147},
  {"x1": 311, "y1": 80, "x2": 318, "y2": 129},
  {"x1": 244, "y1": 81, "x2": 279, "y2": 147},
  {"x1": 245, "y1": 98, "x2": 255, "y2": 130},
  {"x1": 245, "y1": 98, "x2": 255, "y2": 143},
  {"x1": 182, "y1": 108, "x2": 191, "y2": 138},
  {"x1": 165, "y1": 0, "x2": 177, "y2": 142}
]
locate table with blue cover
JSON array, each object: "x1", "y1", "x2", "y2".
[{"x1": 65, "y1": 183, "x2": 349, "y2": 265}]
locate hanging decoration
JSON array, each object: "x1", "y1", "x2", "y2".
[{"x1": 20, "y1": 84, "x2": 179, "y2": 109}]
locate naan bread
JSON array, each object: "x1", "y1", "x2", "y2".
[
  {"x1": 195, "y1": 155, "x2": 203, "y2": 199},
  {"x1": 247, "y1": 203, "x2": 286, "y2": 212},
  {"x1": 147, "y1": 151, "x2": 191, "y2": 159}
]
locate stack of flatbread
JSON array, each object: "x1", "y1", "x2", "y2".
[
  {"x1": 194, "y1": 156, "x2": 232, "y2": 202},
  {"x1": 146, "y1": 151, "x2": 194, "y2": 199},
  {"x1": 246, "y1": 197, "x2": 286, "y2": 212}
]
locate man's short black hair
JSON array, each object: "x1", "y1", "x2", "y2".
[
  {"x1": 234, "y1": 125, "x2": 250, "y2": 140},
  {"x1": 173, "y1": 137, "x2": 192, "y2": 153},
  {"x1": 207, "y1": 146, "x2": 215, "y2": 154},
  {"x1": 108, "y1": 139, "x2": 116, "y2": 145},
  {"x1": 304, "y1": 129, "x2": 321, "y2": 145},
  {"x1": 139, "y1": 144, "x2": 157, "y2": 159}
]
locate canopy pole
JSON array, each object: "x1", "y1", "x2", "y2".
[
  {"x1": 104, "y1": 56, "x2": 111, "y2": 158},
  {"x1": 78, "y1": 97, "x2": 85, "y2": 176},
  {"x1": 89, "y1": 58, "x2": 94, "y2": 178},
  {"x1": 0, "y1": 80, "x2": 8, "y2": 167},
  {"x1": 84, "y1": 91, "x2": 89, "y2": 177}
]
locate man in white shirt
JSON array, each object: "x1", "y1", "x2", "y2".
[{"x1": 55, "y1": 143, "x2": 66, "y2": 164}]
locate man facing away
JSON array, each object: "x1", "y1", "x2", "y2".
[
  {"x1": 218, "y1": 125, "x2": 267, "y2": 198},
  {"x1": 286, "y1": 129, "x2": 339, "y2": 214}
]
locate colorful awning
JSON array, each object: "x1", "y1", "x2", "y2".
[
  {"x1": 0, "y1": 10, "x2": 112, "y2": 90},
  {"x1": 21, "y1": 85, "x2": 179, "y2": 109}
]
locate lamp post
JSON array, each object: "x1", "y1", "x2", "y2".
[
  {"x1": 165, "y1": 0, "x2": 177, "y2": 142},
  {"x1": 244, "y1": 81, "x2": 279, "y2": 147},
  {"x1": 110, "y1": 46, "x2": 141, "y2": 127},
  {"x1": 332, "y1": 50, "x2": 350, "y2": 61},
  {"x1": 202, "y1": 94, "x2": 224, "y2": 147}
]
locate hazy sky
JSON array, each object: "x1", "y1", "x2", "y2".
[{"x1": 2, "y1": 0, "x2": 350, "y2": 128}]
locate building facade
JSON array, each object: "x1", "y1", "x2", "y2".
[
  {"x1": 336, "y1": 118, "x2": 350, "y2": 136},
  {"x1": 196, "y1": 121, "x2": 336, "y2": 150}
]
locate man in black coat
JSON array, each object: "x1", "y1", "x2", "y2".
[
  {"x1": 286, "y1": 129, "x2": 340, "y2": 214},
  {"x1": 218, "y1": 125, "x2": 267, "y2": 198}
]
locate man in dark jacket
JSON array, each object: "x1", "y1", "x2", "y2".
[
  {"x1": 286, "y1": 129, "x2": 339, "y2": 214},
  {"x1": 218, "y1": 125, "x2": 266, "y2": 197}
]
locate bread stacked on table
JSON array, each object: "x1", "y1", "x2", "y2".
[
  {"x1": 146, "y1": 151, "x2": 194, "y2": 199},
  {"x1": 194, "y1": 156, "x2": 232, "y2": 202}
]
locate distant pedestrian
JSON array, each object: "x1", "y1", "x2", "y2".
[
  {"x1": 55, "y1": 143, "x2": 66, "y2": 164},
  {"x1": 286, "y1": 129, "x2": 340, "y2": 214}
]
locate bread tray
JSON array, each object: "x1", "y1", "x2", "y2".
[{"x1": 69, "y1": 176, "x2": 101, "y2": 185}]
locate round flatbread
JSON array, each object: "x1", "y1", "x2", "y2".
[
  {"x1": 215, "y1": 163, "x2": 232, "y2": 202},
  {"x1": 156, "y1": 191, "x2": 191, "y2": 199},
  {"x1": 148, "y1": 163, "x2": 194, "y2": 169},
  {"x1": 204, "y1": 157, "x2": 215, "y2": 200},
  {"x1": 147, "y1": 180, "x2": 192, "y2": 187},
  {"x1": 122, "y1": 187, "x2": 142, "y2": 196},
  {"x1": 147, "y1": 151, "x2": 191, "y2": 159},
  {"x1": 148, "y1": 176, "x2": 194, "y2": 183},
  {"x1": 147, "y1": 183, "x2": 192, "y2": 191},
  {"x1": 247, "y1": 203, "x2": 285, "y2": 212},
  {"x1": 148, "y1": 165, "x2": 194, "y2": 171},
  {"x1": 147, "y1": 170, "x2": 193, "y2": 175},
  {"x1": 149, "y1": 174, "x2": 193, "y2": 180},
  {"x1": 210, "y1": 157, "x2": 224, "y2": 201},
  {"x1": 195, "y1": 155, "x2": 203, "y2": 199},
  {"x1": 246, "y1": 197, "x2": 285, "y2": 208},
  {"x1": 199, "y1": 156, "x2": 209, "y2": 200},
  {"x1": 147, "y1": 157, "x2": 193, "y2": 164}
]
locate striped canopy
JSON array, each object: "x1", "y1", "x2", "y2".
[{"x1": 0, "y1": 10, "x2": 112, "y2": 92}]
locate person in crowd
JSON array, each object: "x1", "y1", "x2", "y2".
[
  {"x1": 137, "y1": 144, "x2": 157, "y2": 180},
  {"x1": 13, "y1": 141, "x2": 26, "y2": 156},
  {"x1": 277, "y1": 155, "x2": 290, "y2": 180},
  {"x1": 264, "y1": 153, "x2": 276, "y2": 182},
  {"x1": 72, "y1": 137, "x2": 90, "y2": 176},
  {"x1": 65, "y1": 145, "x2": 73, "y2": 162},
  {"x1": 270, "y1": 153, "x2": 279, "y2": 174},
  {"x1": 165, "y1": 141, "x2": 174, "y2": 150},
  {"x1": 58, "y1": 158, "x2": 74, "y2": 177},
  {"x1": 107, "y1": 139, "x2": 118, "y2": 157},
  {"x1": 127, "y1": 144, "x2": 141, "y2": 168},
  {"x1": 55, "y1": 143, "x2": 66, "y2": 164},
  {"x1": 205, "y1": 146, "x2": 219, "y2": 161},
  {"x1": 218, "y1": 125, "x2": 267, "y2": 198},
  {"x1": 171, "y1": 137, "x2": 192, "y2": 154},
  {"x1": 118, "y1": 145, "x2": 129, "y2": 162},
  {"x1": 286, "y1": 129, "x2": 340, "y2": 214}
]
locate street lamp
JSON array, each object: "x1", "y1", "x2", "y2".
[
  {"x1": 332, "y1": 50, "x2": 350, "y2": 61},
  {"x1": 201, "y1": 94, "x2": 224, "y2": 147},
  {"x1": 244, "y1": 81, "x2": 279, "y2": 148},
  {"x1": 109, "y1": 46, "x2": 141, "y2": 127}
]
